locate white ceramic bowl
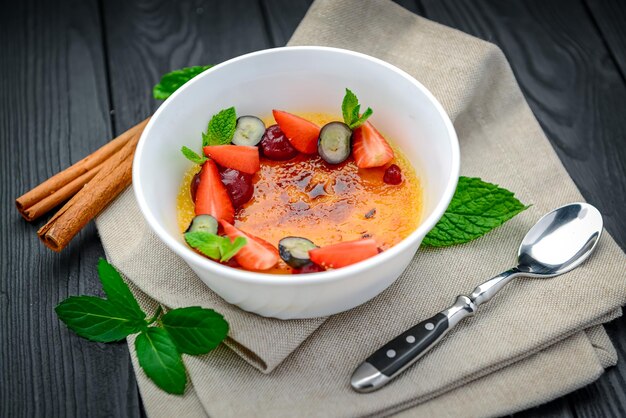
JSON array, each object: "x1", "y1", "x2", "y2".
[{"x1": 133, "y1": 46, "x2": 459, "y2": 319}]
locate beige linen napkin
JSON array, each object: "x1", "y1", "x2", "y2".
[{"x1": 95, "y1": 0, "x2": 626, "y2": 416}]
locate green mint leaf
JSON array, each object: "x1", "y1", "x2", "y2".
[
  {"x1": 185, "y1": 231, "x2": 246, "y2": 261},
  {"x1": 55, "y1": 296, "x2": 147, "y2": 342},
  {"x1": 219, "y1": 236, "x2": 247, "y2": 262},
  {"x1": 349, "y1": 107, "x2": 373, "y2": 129},
  {"x1": 181, "y1": 146, "x2": 207, "y2": 165},
  {"x1": 203, "y1": 107, "x2": 237, "y2": 146},
  {"x1": 161, "y1": 307, "x2": 229, "y2": 355},
  {"x1": 342, "y1": 88, "x2": 359, "y2": 126},
  {"x1": 423, "y1": 176, "x2": 529, "y2": 247},
  {"x1": 135, "y1": 327, "x2": 187, "y2": 395},
  {"x1": 97, "y1": 258, "x2": 146, "y2": 321},
  {"x1": 185, "y1": 231, "x2": 222, "y2": 259},
  {"x1": 342, "y1": 88, "x2": 373, "y2": 129},
  {"x1": 153, "y1": 65, "x2": 212, "y2": 100}
]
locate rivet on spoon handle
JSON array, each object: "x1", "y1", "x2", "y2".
[{"x1": 351, "y1": 295, "x2": 477, "y2": 392}]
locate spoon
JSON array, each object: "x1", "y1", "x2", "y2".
[{"x1": 351, "y1": 202, "x2": 603, "y2": 393}]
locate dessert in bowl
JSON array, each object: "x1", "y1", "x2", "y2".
[{"x1": 133, "y1": 46, "x2": 459, "y2": 319}]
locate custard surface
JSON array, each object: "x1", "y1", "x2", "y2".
[{"x1": 177, "y1": 113, "x2": 422, "y2": 273}]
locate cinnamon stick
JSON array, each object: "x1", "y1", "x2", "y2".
[
  {"x1": 16, "y1": 118, "x2": 148, "y2": 218},
  {"x1": 20, "y1": 160, "x2": 106, "y2": 221},
  {"x1": 37, "y1": 118, "x2": 150, "y2": 252}
]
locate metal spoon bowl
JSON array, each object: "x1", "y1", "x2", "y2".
[
  {"x1": 351, "y1": 202, "x2": 603, "y2": 393},
  {"x1": 518, "y1": 203, "x2": 602, "y2": 276}
]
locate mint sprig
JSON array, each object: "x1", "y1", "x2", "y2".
[
  {"x1": 181, "y1": 146, "x2": 207, "y2": 165},
  {"x1": 55, "y1": 296, "x2": 147, "y2": 342},
  {"x1": 202, "y1": 107, "x2": 237, "y2": 146},
  {"x1": 153, "y1": 65, "x2": 213, "y2": 100},
  {"x1": 135, "y1": 327, "x2": 187, "y2": 394},
  {"x1": 185, "y1": 231, "x2": 246, "y2": 262},
  {"x1": 423, "y1": 177, "x2": 529, "y2": 247},
  {"x1": 162, "y1": 307, "x2": 229, "y2": 355},
  {"x1": 342, "y1": 88, "x2": 373, "y2": 129},
  {"x1": 55, "y1": 259, "x2": 229, "y2": 395}
]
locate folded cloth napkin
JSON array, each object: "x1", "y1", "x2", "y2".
[{"x1": 95, "y1": 0, "x2": 626, "y2": 416}]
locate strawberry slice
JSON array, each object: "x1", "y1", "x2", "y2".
[
  {"x1": 203, "y1": 145, "x2": 260, "y2": 174},
  {"x1": 272, "y1": 110, "x2": 320, "y2": 154},
  {"x1": 352, "y1": 121, "x2": 394, "y2": 168},
  {"x1": 220, "y1": 220, "x2": 279, "y2": 271},
  {"x1": 195, "y1": 160, "x2": 234, "y2": 223},
  {"x1": 309, "y1": 238, "x2": 379, "y2": 269}
]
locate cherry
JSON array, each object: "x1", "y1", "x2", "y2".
[
  {"x1": 292, "y1": 262, "x2": 326, "y2": 274},
  {"x1": 383, "y1": 164, "x2": 402, "y2": 185},
  {"x1": 260, "y1": 125, "x2": 299, "y2": 160},
  {"x1": 219, "y1": 166, "x2": 254, "y2": 208},
  {"x1": 190, "y1": 172, "x2": 201, "y2": 201}
]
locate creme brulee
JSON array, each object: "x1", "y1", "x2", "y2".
[{"x1": 177, "y1": 112, "x2": 422, "y2": 274}]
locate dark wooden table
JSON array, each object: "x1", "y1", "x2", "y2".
[{"x1": 2, "y1": 0, "x2": 625, "y2": 416}]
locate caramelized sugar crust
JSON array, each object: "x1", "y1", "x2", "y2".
[{"x1": 177, "y1": 113, "x2": 422, "y2": 274}]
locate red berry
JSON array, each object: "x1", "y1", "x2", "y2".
[
  {"x1": 190, "y1": 172, "x2": 201, "y2": 201},
  {"x1": 218, "y1": 166, "x2": 254, "y2": 208},
  {"x1": 260, "y1": 125, "x2": 299, "y2": 160},
  {"x1": 292, "y1": 262, "x2": 326, "y2": 274},
  {"x1": 383, "y1": 164, "x2": 402, "y2": 185},
  {"x1": 221, "y1": 257, "x2": 240, "y2": 268}
]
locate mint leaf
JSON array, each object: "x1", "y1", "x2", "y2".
[
  {"x1": 181, "y1": 146, "x2": 207, "y2": 165},
  {"x1": 97, "y1": 258, "x2": 146, "y2": 321},
  {"x1": 185, "y1": 231, "x2": 246, "y2": 261},
  {"x1": 341, "y1": 88, "x2": 373, "y2": 129},
  {"x1": 202, "y1": 107, "x2": 237, "y2": 146},
  {"x1": 135, "y1": 327, "x2": 187, "y2": 394},
  {"x1": 55, "y1": 296, "x2": 147, "y2": 342},
  {"x1": 185, "y1": 231, "x2": 222, "y2": 259},
  {"x1": 342, "y1": 88, "x2": 359, "y2": 125},
  {"x1": 423, "y1": 176, "x2": 528, "y2": 247},
  {"x1": 350, "y1": 107, "x2": 373, "y2": 129},
  {"x1": 161, "y1": 307, "x2": 229, "y2": 355},
  {"x1": 153, "y1": 65, "x2": 212, "y2": 100},
  {"x1": 219, "y1": 236, "x2": 246, "y2": 262}
]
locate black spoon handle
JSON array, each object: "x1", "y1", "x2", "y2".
[{"x1": 350, "y1": 295, "x2": 477, "y2": 393}]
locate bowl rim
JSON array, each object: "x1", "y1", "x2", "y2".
[{"x1": 133, "y1": 45, "x2": 460, "y2": 286}]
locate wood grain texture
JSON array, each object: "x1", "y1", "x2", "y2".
[
  {"x1": 419, "y1": 0, "x2": 626, "y2": 253},
  {"x1": 2, "y1": 0, "x2": 625, "y2": 417},
  {"x1": 586, "y1": 0, "x2": 626, "y2": 82},
  {"x1": 418, "y1": 1, "x2": 626, "y2": 417},
  {"x1": 0, "y1": 0, "x2": 142, "y2": 417},
  {"x1": 260, "y1": 0, "x2": 314, "y2": 46},
  {"x1": 100, "y1": 0, "x2": 272, "y2": 133},
  {"x1": 419, "y1": 0, "x2": 626, "y2": 252}
]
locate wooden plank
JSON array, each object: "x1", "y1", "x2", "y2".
[
  {"x1": 260, "y1": 0, "x2": 313, "y2": 46},
  {"x1": 100, "y1": 0, "x2": 273, "y2": 133},
  {"x1": 418, "y1": 1, "x2": 626, "y2": 417},
  {"x1": 0, "y1": 0, "x2": 142, "y2": 416},
  {"x1": 586, "y1": 0, "x2": 626, "y2": 82},
  {"x1": 418, "y1": 0, "x2": 626, "y2": 252},
  {"x1": 515, "y1": 398, "x2": 575, "y2": 418}
]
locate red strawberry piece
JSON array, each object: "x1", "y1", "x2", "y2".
[
  {"x1": 194, "y1": 160, "x2": 234, "y2": 223},
  {"x1": 220, "y1": 220, "x2": 279, "y2": 271},
  {"x1": 203, "y1": 145, "x2": 260, "y2": 174},
  {"x1": 352, "y1": 121, "x2": 394, "y2": 168},
  {"x1": 272, "y1": 110, "x2": 320, "y2": 154},
  {"x1": 308, "y1": 238, "x2": 379, "y2": 269}
]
